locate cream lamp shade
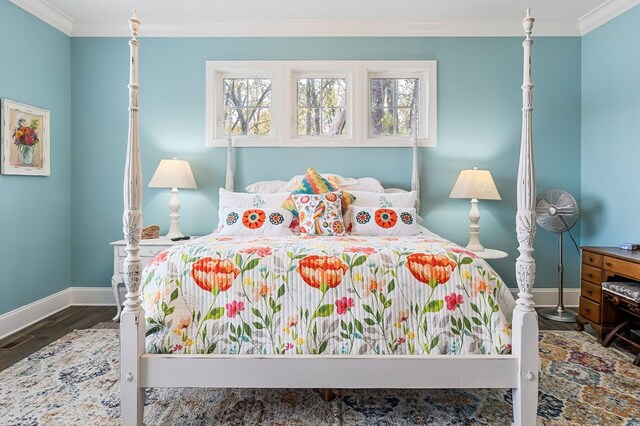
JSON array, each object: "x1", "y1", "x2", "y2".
[
  {"x1": 449, "y1": 168, "x2": 501, "y2": 252},
  {"x1": 148, "y1": 158, "x2": 197, "y2": 190},
  {"x1": 148, "y1": 158, "x2": 197, "y2": 239},
  {"x1": 449, "y1": 168, "x2": 501, "y2": 201}
]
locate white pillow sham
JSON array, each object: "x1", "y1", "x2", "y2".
[
  {"x1": 349, "y1": 190, "x2": 417, "y2": 208},
  {"x1": 339, "y1": 177, "x2": 385, "y2": 192},
  {"x1": 244, "y1": 180, "x2": 289, "y2": 194},
  {"x1": 349, "y1": 207, "x2": 419, "y2": 236},
  {"x1": 218, "y1": 207, "x2": 294, "y2": 236},
  {"x1": 217, "y1": 188, "x2": 291, "y2": 229},
  {"x1": 346, "y1": 190, "x2": 419, "y2": 228}
]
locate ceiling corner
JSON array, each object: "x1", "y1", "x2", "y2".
[
  {"x1": 579, "y1": 0, "x2": 640, "y2": 35},
  {"x1": 9, "y1": 0, "x2": 73, "y2": 36}
]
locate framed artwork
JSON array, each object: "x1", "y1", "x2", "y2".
[{"x1": 1, "y1": 99, "x2": 50, "y2": 176}]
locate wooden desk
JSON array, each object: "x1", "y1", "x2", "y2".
[{"x1": 576, "y1": 247, "x2": 640, "y2": 339}]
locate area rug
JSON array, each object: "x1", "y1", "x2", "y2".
[{"x1": 0, "y1": 330, "x2": 638, "y2": 425}]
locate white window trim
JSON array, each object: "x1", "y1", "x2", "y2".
[{"x1": 206, "y1": 60, "x2": 437, "y2": 147}]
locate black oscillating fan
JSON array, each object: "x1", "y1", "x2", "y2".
[{"x1": 536, "y1": 189, "x2": 579, "y2": 322}]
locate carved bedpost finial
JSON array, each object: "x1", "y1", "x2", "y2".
[
  {"x1": 523, "y1": 8, "x2": 534, "y2": 36},
  {"x1": 129, "y1": 9, "x2": 140, "y2": 38}
]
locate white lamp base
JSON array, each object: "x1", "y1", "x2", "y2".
[
  {"x1": 166, "y1": 188, "x2": 183, "y2": 239},
  {"x1": 466, "y1": 199, "x2": 485, "y2": 252}
]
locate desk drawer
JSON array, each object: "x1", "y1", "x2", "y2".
[
  {"x1": 580, "y1": 280, "x2": 601, "y2": 303},
  {"x1": 581, "y1": 264, "x2": 602, "y2": 284},
  {"x1": 583, "y1": 251, "x2": 603, "y2": 268},
  {"x1": 117, "y1": 256, "x2": 155, "y2": 274},
  {"x1": 603, "y1": 256, "x2": 640, "y2": 281},
  {"x1": 579, "y1": 297, "x2": 601, "y2": 324}
]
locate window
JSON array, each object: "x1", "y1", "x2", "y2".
[
  {"x1": 223, "y1": 78, "x2": 272, "y2": 136},
  {"x1": 296, "y1": 78, "x2": 347, "y2": 137},
  {"x1": 206, "y1": 61, "x2": 436, "y2": 147},
  {"x1": 370, "y1": 78, "x2": 419, "y2": 137}
]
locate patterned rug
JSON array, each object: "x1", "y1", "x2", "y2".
[{"x1": 0, "y1": 330, "x2": 638, "y2": 425}]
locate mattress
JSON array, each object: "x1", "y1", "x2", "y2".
[{"x1": 142, "y1": 231, "x2": 515, "y2": 356}]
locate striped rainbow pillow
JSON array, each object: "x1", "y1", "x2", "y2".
[{"x1": 282, "y1": 167, "x2": 355, "y2": 217}]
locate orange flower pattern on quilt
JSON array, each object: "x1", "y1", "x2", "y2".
[
  {"x1": 297, "y1": 255, "x2": 348, "y2": 290},
  {"x1": 190, "y1": 257, "x2": 240, "y2": 294},
  {"x1": 405, "y1": 253, "x2": 457, "y2": 287}
]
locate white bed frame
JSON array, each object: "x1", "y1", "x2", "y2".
[{"x1": 119, "y1": 10, "x2": 539, "y2": 425}]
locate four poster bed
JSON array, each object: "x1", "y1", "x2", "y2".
[{"x1": 119, "y1": 10, "x2": 540, "y2": 425}]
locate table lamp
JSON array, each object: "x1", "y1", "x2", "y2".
[
  {"x1": 148, "y1": 157, "x2": 197, "y2": 239},
  {"x1": 449, "y1": 167, "x2": 501, "y2": 252}
]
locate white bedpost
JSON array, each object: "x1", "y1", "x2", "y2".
[
  {"x1": 512, "y1": 9, "x2": 539, "y2": 426},
  {"x1": 411, "y1": 119, "x2": 420, "y2": 213},
  {"x1": 120, "y1": 10, "x2": 145, "y2": 426},
  {"x1": 225, "y1": 135, "x2": 234, "y2": 191}
]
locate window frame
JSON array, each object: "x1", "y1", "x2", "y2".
[
  {"x1": 206, "y1": 60, "x2": 437, "y2": 147},
  {"x1": 206, "y1": 61, "x2": 280, "y2": 147}
]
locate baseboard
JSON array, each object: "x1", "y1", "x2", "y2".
[
  {"x1": 0, "y1": 287, "x2": 122, "y2": 340},
  {"x1": 510, "y1": 288, "x2": 579, "y2": 308},
  {"x1": 0, "y1": 286, "x2": 578, "y2": 341},
  {"x1": 0, "y1": 288, "x2": 72, "y2": 340},
  {"x1": 69, "y1": 286, "x2": 123, "y2": 305}
]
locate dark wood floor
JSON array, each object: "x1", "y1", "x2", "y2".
[
  {"x1": 0, "y1": 306, "x2": 630, "y2": 373},
  {"x1": 0, "y1": 305, "x2": 117, "y2": 372}
]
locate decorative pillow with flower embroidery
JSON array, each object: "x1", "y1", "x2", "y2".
[
  {"x1": 291, "y1": 191, "x2": 346, "y2": 236},
  {"x1": 349, "y1": 207, "x2": 419, "y2": 236},
  {"x1": 217, "y1": 188, "x2": 291, "y2": 231},
  {"x1": 282, "y1": 167, "x2": 355, "y2": 217},
  {"x1": 218, "y1": 207, "x2": 294, "y2": 236},
  {"x1": 345, "y1": 190, "x2": 419, "y2": 229}
]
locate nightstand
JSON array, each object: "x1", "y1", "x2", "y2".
[
  {"x1": 474, "y1": 248, "x2": 508, "y2": 260},
  {"x1": 111, "y1": 238, "x2": 182, "y2": 322}
]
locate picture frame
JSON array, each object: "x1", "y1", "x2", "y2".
[{"x1": 1, "y1": 99, "x2": 50, "y2": 176}]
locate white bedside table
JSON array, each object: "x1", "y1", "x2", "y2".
[
  {"x1": 474, "y1": 248, "x2": 508, "y2": 260},
  {"x1": 111, "y1": 238, "x2": 188, "y2": 322}
]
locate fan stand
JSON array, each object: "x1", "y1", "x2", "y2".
[{"x1": 539, "y1": 233, "x2": 576, "y2": 322}]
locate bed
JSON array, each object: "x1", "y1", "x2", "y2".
[{"x1": 120, "y1": 9, "x2": 539, "y2": 425}]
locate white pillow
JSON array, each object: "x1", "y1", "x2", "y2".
[
  {"x1": 245, "y1": 180, "x2": 289, "y2": 194},
  {"x1": 217, "y1": 188, "x2": 291, "y2": 229},
  {"x1": 384, "y1": 188, "x2": 408, "y2": 193},
  {"x1": 349, "y1": 190, "x2": 417, "y2": 208},
  {"x1": 219, "y1": 207, "x2": 294, "y2": 236},
  {"x1": 340, "y1": 177, "x2": 385, "y2": 192},
  {"x1": 349, "y1": 207, "x2": 419, "y2": 236}
]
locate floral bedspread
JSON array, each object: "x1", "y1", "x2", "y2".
[{"x1": 142, "y1": 231, "x2": 515, "y2": 356}]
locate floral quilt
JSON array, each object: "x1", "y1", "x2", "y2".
[{"x1": 142, "y1": 231, "x2": 515, "y2": 356}]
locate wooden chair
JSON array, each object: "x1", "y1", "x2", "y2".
[{"x1": 601, "y1": 281, "x2": 640, "y2": 366}]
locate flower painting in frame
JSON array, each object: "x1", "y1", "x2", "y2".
[{"x1": 1, "y1": 99, "x2": 50, "y2": 176}]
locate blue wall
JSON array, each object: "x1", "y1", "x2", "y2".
[
  {"x1": 581, "y1": 5, "x2": 640, "y2": 246},
  {"x1": 70, "y1": 36, "x2": 582, "y2": 290},
  {"x1": 0, "y1": 1, "x2": 71, "y2": 314}
]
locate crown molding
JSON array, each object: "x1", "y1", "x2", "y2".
[
  {"x1": 579, "y1": 0, "x2": 640, "y2": 35},
  {"x1": 9, "y1": 0, "x2": 639, "y2": 38},
  {"x1": 8, "y1": 0, "x2": 73, "y2": 36},
  {"x1": 71, "y1": 20, "x2": 581, "y2": 38}
]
